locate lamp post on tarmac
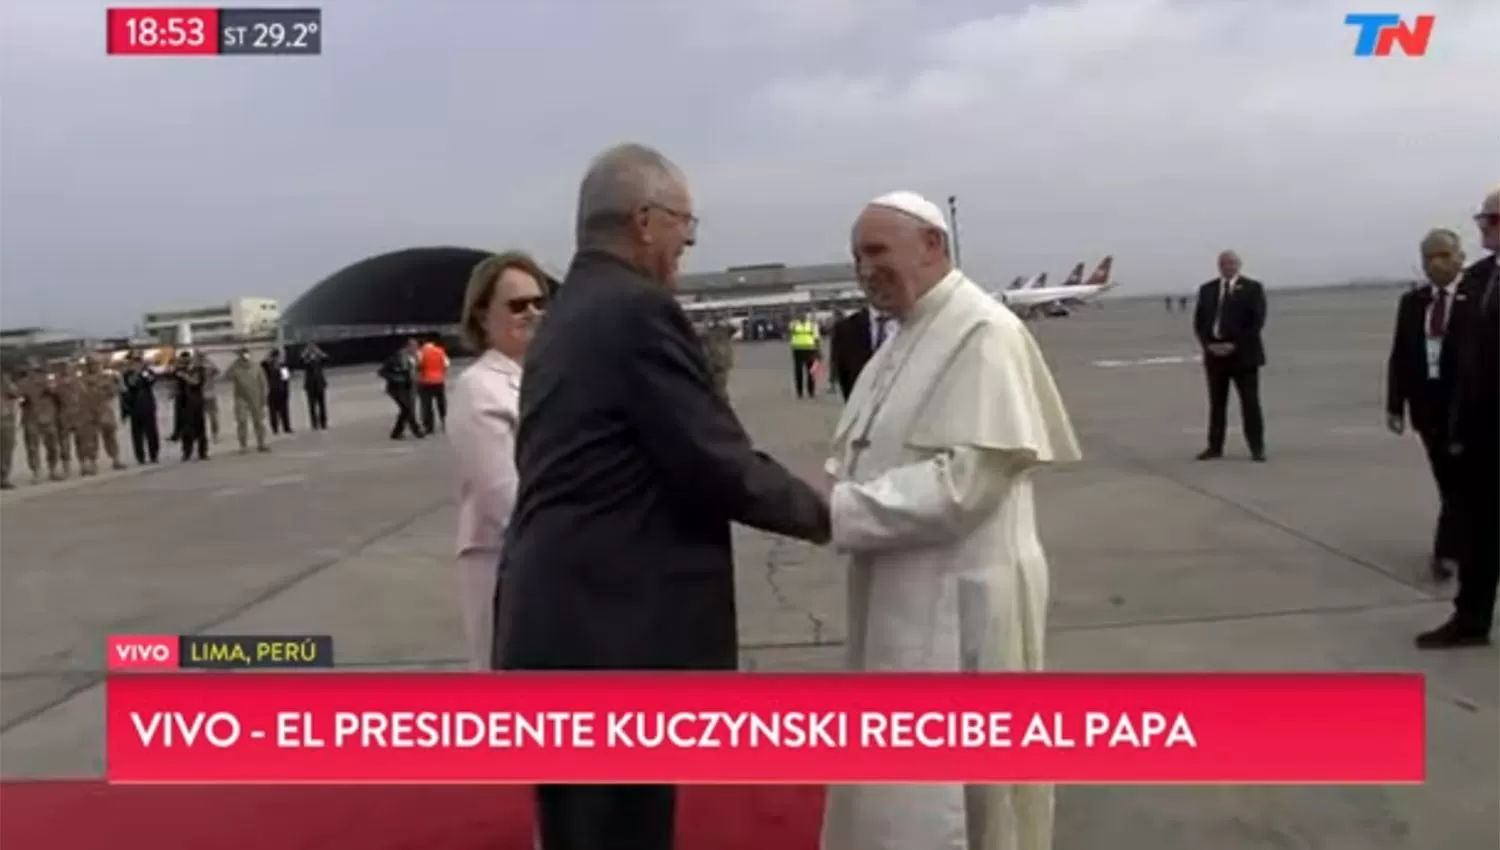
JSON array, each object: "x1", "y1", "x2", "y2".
[{"x1": 947, "y1": 195, "x2": 962, "y2": 268}]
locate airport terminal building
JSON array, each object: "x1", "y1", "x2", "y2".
[{"x1": 140, "y1": 297, "x2": 280, "y2": 346}]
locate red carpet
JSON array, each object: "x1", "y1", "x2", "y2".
[{"x1": 0, "y1": 781, "x2": 825, "y2": 849}]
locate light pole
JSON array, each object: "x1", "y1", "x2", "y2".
[{"x1": 946, "y1": 195, "x2": 962, "y2": 267}]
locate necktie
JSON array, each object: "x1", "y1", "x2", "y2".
[
  {"x1": 1212, "y1": 281, "x2": 1229, "y2": 337},
  {"x1": 873, "y1": 315, "x2": 888, "y2": 348},
  {"x1": 1427, "y1": 289, "x2": 1447, "y2": 338}
]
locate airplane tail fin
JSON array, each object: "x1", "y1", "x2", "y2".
[
  {"x1": 1085, "y1": 256, "x2": 1113, "y2": 286},
  {"x1": 1027, "y1": 272, "x2": 1048, "y2": 289},
  {"x1": 1006, "y1": 275, "x2": 1026, "y2": 291},
  {"x1": 1062, "y1": 262, "x2": 1085, "y2": 287}
]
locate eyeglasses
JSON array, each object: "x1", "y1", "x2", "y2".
[
  {"x1": 1475, "y1": 212, "x2": 1500, "y2": 228},
  {"x1": 649, "y1": 202, "x2": 699, "y2": 229},
  {"x1": 505, "y1": 296, "x2": 546, "y2": 315}
]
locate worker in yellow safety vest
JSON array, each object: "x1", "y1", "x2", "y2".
[{"x1": 788, "y1": 314, "x2": 822, "y2": 398}]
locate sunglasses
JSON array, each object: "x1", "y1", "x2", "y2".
[
  {"x1": 1476, "y1": 212, "x2": 1500, "y2": 228},
  {"x1": 505, "y1": 296, "x2": 546, "y2": 315}
]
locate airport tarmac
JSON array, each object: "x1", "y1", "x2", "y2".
[{"x1": 1, "y1": 284, "x2": 1496, "y2": 849}]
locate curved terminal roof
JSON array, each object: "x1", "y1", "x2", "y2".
[{"x1": 281, "y1": 246, "x2": 561, "y2": 339}]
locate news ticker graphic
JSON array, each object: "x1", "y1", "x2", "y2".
[
  {"x1": 108, "y1": 634, "x2": 333, "y2": 670},
  {"x1": 106, "y1": 7, "x2": 321, "y2": 56},
  {"x1": 105, "y1": 672, "x2": 1425, "y2": 784}
]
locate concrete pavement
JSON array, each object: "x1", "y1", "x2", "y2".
[{"x1": 1, "y1": 285, "x2": 1495, "y2": 849}]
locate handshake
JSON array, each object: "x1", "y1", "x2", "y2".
[
  {"x1": 800, "y1": 458, "x2": 848, "y2": 548},
  {"x1": 805, "y1": 466, "x2": 840, "y2": 546},
  {"x1": 746, "y1": 447, "x2": 842, "y2": 547}
]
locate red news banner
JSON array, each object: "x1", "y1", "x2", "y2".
[{"x1": 105, "y1": 671, "x2": 1425, "y2": 784}]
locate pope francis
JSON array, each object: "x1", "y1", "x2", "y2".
[{"x1": 821, "y1": 191, "x2": 1081, "y2": 850}]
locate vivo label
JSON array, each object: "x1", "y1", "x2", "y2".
[{"x1": 107, "y1": 635, "x2": 180, "y2": 670}]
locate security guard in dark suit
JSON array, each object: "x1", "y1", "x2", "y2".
[
  {"x1": 1193, "y1": 250, "x2": 1268, "y2": 461},
  {"x1": 1385, "y1": 229, "x2": 1469, "y2": 581},
  {"x1": 1418, "y1": 189, "x2": 1499, "y2": 649}
]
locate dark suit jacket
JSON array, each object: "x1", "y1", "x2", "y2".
[
  {"x1": 260, "y1": 360, "x2": 289, "y2": 396},
  {"x1": 300, "y1": 355, "x2": 327, "y2": 392},
  {"x1": 1447, "y1": 253, "x2": 1498, "y2": 461},
  {"x1": 830, "y1": 310, "x2": 874, "y2": 399},
  {"x1": 1194, "y1": 277, "x2": 1267, "y2": 368},
  {"x1": 1386, "y1": 283, "x2": 1465, "y2": 435},
  {"x1": 494, "y1": 250, "x2": 831, "y2": 672}
]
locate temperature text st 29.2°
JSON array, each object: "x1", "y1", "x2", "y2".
[{"x1": 222, "y1": 21, "x2": 318, "y2": 51}]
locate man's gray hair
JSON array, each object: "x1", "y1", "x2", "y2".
[
  {"x1": 1421, "y1": 228, "x2": 1463, "y2": 252},
  {"x1": 575, "y1": 143, "x2": 684, "y2": 245}
]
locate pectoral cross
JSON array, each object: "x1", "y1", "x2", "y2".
[
  {"x1": 843, "y1": 348, "x2": 903, "y2": 479},
  {"x1": 840, "y1": 303, "x2": 940, "y2": 480},
  {"x1": 842, "y1": 351, "x2": 899, "y2": 479},
  {"x1": 846, "y1": 437, "x2": 872, "y2": 479}
]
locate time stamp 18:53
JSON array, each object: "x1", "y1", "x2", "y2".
[{"x1": 106, "y1": 7, "x2": 322, "y2": 56}]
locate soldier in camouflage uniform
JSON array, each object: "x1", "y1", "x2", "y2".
[
  {"x1": 75, "y1": 354, "x2": 127, "y2": 475},
  {"x1": 197, "y1": 351, "x2": 222, "y2": 444},
  {"x1": 50, "y1": 359, "x2": 82, "y2": 478},
  {"x1": 697, "y1": 319, "x2": 735, "y2": 401},
  {"x1": 1, "y1": 372, "x2": 17, "y2": 489},
  {"x1": 18, "y1": 361, "x2": 62, "y2": 482},
  {"x1": 224, "y1": 347, "x2": 270, "y2": 453}
]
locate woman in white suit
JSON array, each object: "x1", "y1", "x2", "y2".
[{"x1": 450, "y1": 251, "x2": 548, "y2": 668}]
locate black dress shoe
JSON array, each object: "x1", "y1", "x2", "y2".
[
  {"x1": 1415, "y1": 620, "x2": 1492, "y2": 650},
  {"x1": 1251, "y1": 450, "x2": 1266, "y2": 462},
  {"x1": 1196, "y1": 449, "x2": 1222, "y2": 460}
]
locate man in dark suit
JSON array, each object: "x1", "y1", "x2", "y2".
[
  {"x1": 1386, "y1": 228, "x2": 1469, "y2": 582},
  {"x1": 1418, "y1": 188, "x2": 1499, "y2": 649},
  {"x1": 377, "y1": 340, "x2": 422, "y2": 440},
  {"x1": 300, "y1": 343, "x2": 328, "y2": 430},
  {"x1": 494, "y1": 142, "x2": 832, "y2": 849},
  {"x1": 1193, "y1": 250, "x2": 1267, "y2": 461},
  {"x1": 828, "y1": 305, "x2": 896, "y2": 398}
]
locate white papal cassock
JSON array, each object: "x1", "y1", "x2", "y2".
[{"x1": 821, "y1": 268, "x2": 1081, "y2": 850}]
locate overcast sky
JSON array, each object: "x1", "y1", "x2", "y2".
[{"x1": 1, "y1": 0, "x2": 1496, "y2": 334}]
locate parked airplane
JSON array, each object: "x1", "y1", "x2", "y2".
[
  {"x1": 995, "y1": 256, "x2": 1115, "y2": 318},
  {"x1": 1006, "y1": 273, "x2": 1045, "y2": 291},
  {"x1": 1059, "y1": 262, "x2": 1085, "y2": 287}
]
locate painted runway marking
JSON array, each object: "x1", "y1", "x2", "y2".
[
  {"x1": 1176, "y1": 425, "x2": 1384, "y2": 437},
  {"x1": 1327, "y1": 425, "x2": 1385, "y2": 436},
  {"x1": 276, "y1": 447, "x2": 413, "y2": 459},
  {"x1": 1092, "y1": 354, "x2": 1202, "y2": 368},
  {"x1": 210, "y1": 473, "x2": 308, "y2": 498}
]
